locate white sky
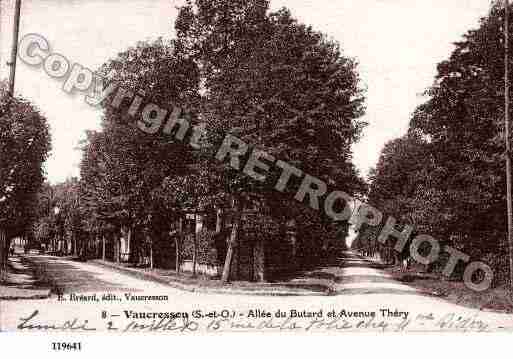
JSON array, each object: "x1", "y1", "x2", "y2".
[{"x1": 0, "y1": 0, "x2": 493, "y2": 184}]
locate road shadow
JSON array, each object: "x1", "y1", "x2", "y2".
[
  {"x1": 399, "y1": 274, "x2": 438, "y2": 283},
  {"x1": 2, "y1": 255, "x2": 42, "y2": 290},
  {"x1": 270, "y1": 253, "x2": 444, "y2": 297},
  {"x1": 26, "y1": 255, "x2": 141, "y2": 295}
]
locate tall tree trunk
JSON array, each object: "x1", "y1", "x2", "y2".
[
  {"x1": 150, "y1": 239, "x2": 154, "y2": 269},
  {"x1": 97, "y1": 234, "x2": 101, "y2": 259},
  {"x1": 253, "y1": 239, "x2": 265, "y2": 282},
  {"x1": 214, "y1": 208, "x2": 224, "y2": 277},
  {"x1": 175, "y1": 235, "x2": 181, "y2": 273},
  {"x1": 176, "y1": 217, "x2": 183, "y2": 274},
  {"x1": 216, "y1": 208, "x2": 223, "y2": 234},
  {"x1": 116, "y1": 234, "x2": 121, "y2": 263},
  {"x1": 127, "y1": 226, "x2": 133, "y2": 264},
  {"x1": 0, "y1": 228, "x2": 6, "y2": 282},
  {"x1": 102, "y1": 235, "x2": 106, "y2": 261},
  {"x1": 144, "y1": 229, "x2": 153, "y2": 269},
  {"x1": 120, "y1": 226, "x2": 127, "y2": 262},
  {"x1": 120, "y1": 225, "x2": 134, "y2": 263},
  {"x1": 4, "y1": 237, "x2": 11, "y2": 282},
  {"x1": 192, "y1": 214, "x2": 198, "y2": 277},
  {"x1": 72, "y1": 232, "x2": 76, "y2": 257},
  {"x1": 222, "y1": 199, "x2": 242, "y2": 283}
]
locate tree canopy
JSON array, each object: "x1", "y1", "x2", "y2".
[
  {"x1": 357, "y1": 2, "x2": 513, "y2": 283},
  {"x1": 176, "y1": 0, "x2": 367, "y2": 220},
  {"x1": 0, "y1": 83, "x2": 51, "y2": 277},
  {"x1": 0, "y1": 85, "x2": 51, "y2": 238},
  {"x1": 70, "y1": 0, "x2": 367, "y2": 278}
]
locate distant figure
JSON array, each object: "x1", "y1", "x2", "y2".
[{"x1": 9, "y1": 247, "x2": 15, "y2": 256}]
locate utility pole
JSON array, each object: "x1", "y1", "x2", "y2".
[
  {"x1": 8, "y1": 0, "x2": 22, "y2": 96},
  {"x1": 505, "y1": 0, "x2": 513, "y2": 299}
]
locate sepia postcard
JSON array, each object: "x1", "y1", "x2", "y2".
[{"x1": 2, "y1": 0, "x2": 513, "y2": 347}]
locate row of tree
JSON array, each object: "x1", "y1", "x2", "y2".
[
  {"x1": 31, "y1": 0, "x2": 367, "y2": 281},
  {"x1": 354, "y1": 1, "x2": 512, "y2": 285},
  {"x1": 0, "y1": 81, "x2": 51, "y2": 279}
]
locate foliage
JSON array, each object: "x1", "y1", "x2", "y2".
[
  {"x1": 80, "y1": 39, "x2": 201, "y2": 234},
  {"x1": 0, "y1": 84, "x2": 51, "y2": 239},
  {"x1": 176, "y1": 0, "x2": 367, "y2": 249},
  {"x1": 359, "y1": 2, "x2": 513, "y2": 283},
  {"x1": 76, "y1": 0, "x2": 369, "y2": 274}
]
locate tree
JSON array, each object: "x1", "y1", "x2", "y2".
[
  {"x1": 0, "y1": 84, "x2": 51, "y2": 279},
  {"x1": 152, "y1": 167, "x2": 213, "y2": 274},
  {"x1": 80, "y1": 39, "x2": 201, "y2": 265},
  {"x1": 176, "y1": 0, "x2": 367, "y2": 281},
  {"x1": 407, "y1": 3, "x2": 509, "y2": 271},
  {"x1": 363, "y1": 2, "x2": 513, "y2": 282},
  {"x1": 33, "y1": 179, "x2": 84, "y2": 256}
]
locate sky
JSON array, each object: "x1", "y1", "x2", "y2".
[{"x1": 0, "y1": 0, "x2": 494, "y2": 184}]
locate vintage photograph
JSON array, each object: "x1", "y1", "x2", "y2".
[{"x1": 1, "y1": 0, "x2": 513, "y2": 337}]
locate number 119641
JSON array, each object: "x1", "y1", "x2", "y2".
[{"x1": 51, "y1": 342, "x2": 82, "y2": 351}]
